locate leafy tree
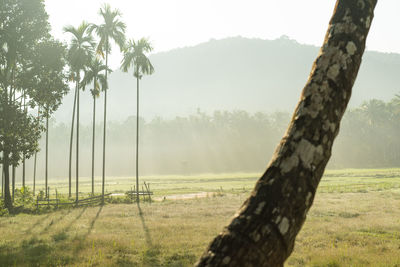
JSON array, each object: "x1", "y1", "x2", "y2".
[
  {"x1": 121, "y1": 38, "x2": 154, "y2": 201},
  {"x1": 27, "y1": 39, "x2": 69, "y2": 198},
  {"x1": 81, "y1": 57, "x2": 109, "y2": 195},
  {"x1": 89, "y1": 4, "x2": 126, "y2": 202},
  {"x1": 195, "y1": 1, "x2": 377, "y2": 266},
  {"x1": 0, "y1": 0, "x2": 59, "y2": 210},
  {"x1": 64, "y1": 22, "x2": 94, "y2": 201}
]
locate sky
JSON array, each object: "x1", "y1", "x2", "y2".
[{"x1": 45, "y1": 0, "x2": 400, "y2": 70}]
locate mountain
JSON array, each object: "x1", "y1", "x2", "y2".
[{"x1": 53, "y1": 36, "x2": 400, "y2": 124}]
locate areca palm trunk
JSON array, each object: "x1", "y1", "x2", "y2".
[
  {"x1": 22, "y1": 90, "x2": 26, "y2": 188},
  {"x1": 12, "y1": 166, "x2": 15, "y2": 201},
  {"x1": 76, "y1": 76, "x2": 80, "y2": 204},
  {"x1": 68, "y1": 84, "x2": 78, "y2": 198},
  {"x1": 136, "y1": 72, "x2": 139, "y2": 202},
  {"x1": 91, "y1": 79, "x2": 96, "y2": 196},
  {"x1": 45, "y1": 108, "x2": 49, "y2": 199},
  {"x1": 195, "y1": 1, "x2": 377, "y2": 266},
  {"x1": 102, "y1": 42, "x2": 108, "y2": 204}
]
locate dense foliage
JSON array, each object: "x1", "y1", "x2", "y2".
[{"x1": 0, "y1": 0, "x2": 69, "y2": 209}]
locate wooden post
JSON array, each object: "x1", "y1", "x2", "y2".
[{"x1": 56, "y1": 189, "x2": 58, "y2": 209}]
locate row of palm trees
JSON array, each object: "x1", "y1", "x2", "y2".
[{"x1": 63, "y1": 4, "x2": 154, "y2": 202}]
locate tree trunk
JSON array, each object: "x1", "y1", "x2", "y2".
[
  {"x1": 69, "y1": 84, "x2": 78, "y2": 198},
  {"x1": 102, "y1": 44, "x2": 109, "y2": 204},
  {"x1": 45, "y1": 110, "x2": 49, "y2": 199},
  {"x1": 91, "y1": 81, "x2": 96, "y2": 196},
  {"x1": 76, "y1": 77, "x2": 80, "y2": 204},
  {"x1": 1, "y1": 168, "x2": 3, "y2": 198},
  {"x1": 136, "y1": 72, "x2": 140, "y2": 202},
  {"x1": 33, "y1": 151, "x2": 37, "y2": 196},
  {"x1": 195, "y1": 1, "x2": 377, "y2": 266},
  {"x1": 33, "y1": 108, "x2": 39, "y2": 196},
  {"x1": 3, "y1": 151, "x2": 12, "y2": 210},
  {"x1": 12, "y1": 166, "x2": 15, "y2": 201},
  {"x1": 22, "y1": 90, "x2": 26, "y2": 188}
]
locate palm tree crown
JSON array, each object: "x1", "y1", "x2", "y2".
[
  {"x1": 121, "y1": 38, "x2": 154, "y2": 78},
  {"x1": 88, "y1": 4, "x2": 126, "y2": 58},
  {"x1": 63, "y1": 22, "x2": 94, "y2": 75},
  {"x1": 81, "y1": 58, "x2": 109, "y2": 97}
]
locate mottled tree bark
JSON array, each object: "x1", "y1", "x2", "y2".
[{"x1": 195, "y1": 1, "x2": 377, "y2": 266}]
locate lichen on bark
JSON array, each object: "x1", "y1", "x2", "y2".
[{"x1": 195, "y1": 1, "x2": 378, "y2": 266}]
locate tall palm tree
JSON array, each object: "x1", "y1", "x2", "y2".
[
  {"x1": 81, "y1": 58, "x2": 109, "y2": 196},
  {"x1": 89, "y1": 4, "x2": 126, "y2": 203},
  {"x1": 121, "y1": 38, "x2": 154, "y2": 202},
  {"x1": 64, "y1": 22, "x2": 94, "y2": 202}
]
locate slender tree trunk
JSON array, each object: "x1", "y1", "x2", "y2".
[
  {"x1": 91, "y1": 82, "x2": 96, "y2": 196},
  {"x1": 102, "y1": 45, "x2": 108, "y2": 204},
  {"x1": 1, "y1": 167, "x2": 3, "y2": 198},
  {"x1": 76, "y1": 76, "x2": 80, "y2": 204},
  {"x1": 68, "y1": 83, "x2": 78, "y2": 198},
  {"x1": 195, "y1": 1, "x2": 377, "y2": 266},
  {"x1": 45, "y1": 109, "x2": 49, "y2": 199},
  {"x1": 33, "y1": 151, "x2": 37, "y2": 196},
  {"x1": 22, "y1": 90, "x2": 26, "y2": 188},
  {"x1": 3, "y1": 151, "x2": 12, "y2": 210},
  {"x1": 33, "y1": 108, "x2": 40, "y2": 196},
  {"x1": 136, "y1": 74, "x2": 139, "y2": 202},
  {"x1": 12, "y1": 166, "x2": 15, "y2": 202}
]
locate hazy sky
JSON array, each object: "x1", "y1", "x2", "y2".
[{"x1": 45, "y1": 0, "x2": 400, "y2": 69}]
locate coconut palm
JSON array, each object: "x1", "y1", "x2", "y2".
[
  {"x1": 81, "y1": 58, "x2": 109, "y2": 196},
  {"x1": 89, "y1": 4, "x2": 126, "y2": 203},
  {"x1": 64, "y1": 22, "x2": 94, "y2": 202},
  {"x1": 121, "y1": 38, "x2": 154, "y2": 202}
]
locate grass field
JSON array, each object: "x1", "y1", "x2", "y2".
[{"x1": 2, "y1": 169, "x2": 400, "y2": 266}]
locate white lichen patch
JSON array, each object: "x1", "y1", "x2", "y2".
[
  {"x1": 327, "y1": 64, "x2": 340, "y2": 80},
  {"x1": 280, "y1": 155, "x2": 299, "y2": 174},
  {"x1": 346, "y1": 41, "x2": 357, "y2": 56},
  {"x1": 297, "y1": 139, "x2": 323, "y2": 169},
  {"x1": 365, "y1": 16, "x2": 371, "y2": 28},
  {"x1": 280, "y1": 139, "x2": 324, "y2": 173},
  {"x1": 254, "y1": 201, "x2": 266, "y2": 215},
  {"x1": 278, "y1": 217, "x2": 290, "y2": 235}
]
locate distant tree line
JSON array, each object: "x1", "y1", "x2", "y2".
[{"x1": 16, "y1": 96, "x2": 400, "y2": 181}]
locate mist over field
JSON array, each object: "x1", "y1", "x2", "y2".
[
  {"x1": 14, "y1": 37, "x2": 400, "y2": 181},
  {"x1": 53, "y1": 37, "x2": 400, "y2": 123}
]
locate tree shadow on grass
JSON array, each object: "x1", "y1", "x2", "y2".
[
  {"x1": 137, "y1": 202, "x2": 153, "y2": 247},
  {"x1": 72, "y1": 205, "x2": 103, "y2": 258},
  {"x1": 23, "y1": 212, "x2": 51, "y2": 235},
  {"x1": 63, "y1": 206, "x2": 87, "y2": 233},
  {"x1": 41, "y1": 208, "x2": 72, "y2": 234},
  {"x1": 0, "y1": 235, "x2": 73, "y2": 266},
  {"x1": 135, "y1": 203, "x2": 197, "y2": 267}
]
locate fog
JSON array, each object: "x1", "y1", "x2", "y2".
[{"x1": 13, "y1": 97, "x2": 400, "y2": 182}]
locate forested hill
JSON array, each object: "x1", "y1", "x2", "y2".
[{"x1": 54, "y1": 36, "x2": 400, "y2": 123}]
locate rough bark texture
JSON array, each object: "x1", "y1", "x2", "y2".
[{"x1": 195, "y1": 1, "x2": 377, "y2": 266}]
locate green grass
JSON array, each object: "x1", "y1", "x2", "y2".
[
  {"x1": 19, "y1": 168, "x2": 400, "y2": 198},
  {"x1": 2, "y1": 168, "x2": 400, "y2": 266}
]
